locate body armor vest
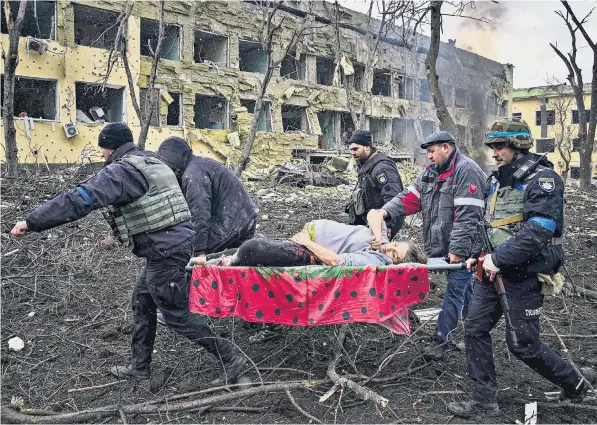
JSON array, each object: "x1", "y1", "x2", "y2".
[
  {"x1": 485, "y1": 166, "x2": 562, "y2": 249},
  {"x1": 105, "y1": 155, "x2": 191, "y2": 249}
]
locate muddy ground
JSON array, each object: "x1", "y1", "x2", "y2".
[{"x1": 2, "y1": 165, "x2": 597, "y2": 424}]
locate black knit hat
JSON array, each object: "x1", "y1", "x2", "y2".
[
  {"x1": 348, "y1": 130, "x2": 373, "y2": 147},
  {"x1": 98, "y1": 123, "x2": 134, "y2": 149}
]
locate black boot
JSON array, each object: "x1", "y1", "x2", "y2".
[
  {"x1": 110, "y1": 363, "x2": 150, "y2": 380},
  {"x1": 423, "y1": 337, "x2": 454, "y2": 361},
  {"x1": 209, "y1": 339, "x2": 247, "y2": 386},
  {"x1": 447, "y1": 399, "x2": 499, "y2": 417},
  {"x1": 561, "y1": 367, "x2": 597, "y2": 402}
]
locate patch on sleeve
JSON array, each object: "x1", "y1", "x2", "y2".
[
  {"x1": 538, "y1": 177, "x2": 555, "y2": 192},
  {"x1": 468, "y1": 184, "x2": 478, "y2": 195},
  {"x1": 376, "y1": 173, "x2": 387, "y2": 184}
]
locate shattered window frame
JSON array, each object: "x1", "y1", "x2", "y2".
[
  {"x1": 280, "y1": 51, "x2": 306, "y2": 80},
  {"x1": 571, "y1": 138, "x2": 580, "y2": 152},
  {"x1": 166, "y1": 92, "x2": 183, "y2": 127},
  {"x1": 73, "y1": 4, "x2": 120, "y2": 50},
  {"x1": 570, "y1": 166, "x2": 580, "y2": 180},
  {"x1": 535, "y1": 110, "x2": 555, "y2": 126},
  {"x1": 194, "y1": 29, "x2": 228, "y2": 67},
  {"x1": 398, "y1": 76, "x2": 414, "y2": 100},
  {"x1": 316, "y1": 56, "x2": 335, "y2": 86},
  {"x1": 1, "y1": 75, "x2": 59, "y2": 121},
  {"x1": 281, "y1": 104, "x2": 310, "y2": 134},
  {"x1": 194, "y1": 94, "x2": 229, "y2": 130},
  {"x1": 1, "y1": 1, "x2": 56, "y2": 40},
  {"x1": 391, "y1": 117, "x2": 415, "y2": 150},
  {"x1": 371, "y1": 70, "x2": 392, "y2": 97},
  {"x1": 370, "y1": 117, "x2": 391, "y2": 144},
  {"x1": 238, "y1": 39, "x2": 268, "y2": 74},
  {"x1": 240, "y1": 99, "x2": 273, "y2": 132},
  {"x1": 317, "y1": 111, "x2": 336, "y2": 149},
  {"x1": 140, "y1": 18, "x2": 182, "y2": 61},
  {"x1": 75, "y1": 82, "x2": 126, "y2": 124}
]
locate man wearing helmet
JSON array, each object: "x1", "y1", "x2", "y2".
[
  {"x1": 447, "y1": 119, "x2": 596, "y2": 417},
  {"x1": 368, "y1": 130, "x2": 487, "y2": 360}
]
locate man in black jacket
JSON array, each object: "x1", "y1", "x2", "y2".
[
  {"x1": 345, "y1": 130, "x2": 403, "y2": 238},
  {"x1": 11, "y1": 123, "x2": 246, "y2": 385},
  {"x1": 157, "y1": 137, "x2": 258, "y2": 264}
]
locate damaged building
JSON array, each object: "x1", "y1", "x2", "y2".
[{"x1": 0, "y1": 1, "x2": 512, "y2": 176}]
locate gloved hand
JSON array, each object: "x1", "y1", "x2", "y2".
[{"x1": 481, "y1": 254, "x2": 499, "y2": 281}]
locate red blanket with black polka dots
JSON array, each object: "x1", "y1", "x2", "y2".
[{"x1": 188, "y1": 264, "x2": 429, "y2": 335}]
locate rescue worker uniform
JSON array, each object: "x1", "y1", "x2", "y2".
[
  {"x1": 448, "y1": 118, "x2": 595, "y2": 417},
  {"x1": 346, "y1": 131, "x2": 403, "y2": 237},
  {"x1": 157, "y1": 137, "x2": 259, "y2": 256},
  {"x1": 382, "y1": 131, "x2": 486, "y2": 356},
  {"x1": 23, "y1": 123, "x2": 245, "y2": 384}
]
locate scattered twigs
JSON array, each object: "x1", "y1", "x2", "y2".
[
  {"x1": 542, "y1": 313, "x2": 597, "y2": 403},
  {"x1": 285, "y1": 388, "x2": 322, "y2": 423},
  {"x1": 67, "y1": 381, "x2": 121, "y2": 394}
]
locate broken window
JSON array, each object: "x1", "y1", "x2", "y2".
[
  {"x1": 1, "y1": 1, "x2": 55, "y2": 40},
  {"x1": 282, "y1": 104, "x2": 309, "y2": 133},
  {"x1": 440, "y1": 82, "x2": 453, "y2": 106},
  {"x1": 572, "y1": 138, "x2": 580, "y2": 152},
  {"x1": 372, "y1": 70, "x2": 392, "y2": 97},
  {"x1": 194, "y1": 95, "x2": 227, "y2": 129},
  {"x1": 74, "y1": 4, "x2": 119, "y2": 49},
  {"x1": 340, "y1": 113, "x2": 355, "y2": 143},
  {"x1": 316, "y1": 56, "x2": 335, "y2": 86},
  {"x1": 166, "y1": 92, "x2": 182, "y2": 126},
  {"x1": 139, "y1": 88, "x2": 160, "y2": 127},
  {"x1": 486, "y1": 94, "x2": 497, "y2": 114},
  {"x1": 370, "y1": 118, "x2": 391, "y2": 144},
  {"x1": 239, "y1": 40, "x2": 268, "y2": 74},
  {"x1": 280, "y1": 52, "x2": 306, "y2": 80},
  {"x1": 391, "y1": 118, "x2": 415, "y2": 150},
  {"x1": 240, "y1": 99, "x2": 272, "y2": 132},
  {"x1": 317, "y1": 111, "x2": 336, "y2": 149},
  {"x1": 1, "y1": 76, "x2": 58, "y2": 120},
  {"x1": 571, "y1": 109, "x2": 591, "y2": 124},
  {"x1": 194, "y1": 30, "x2": 228, "y2": 66},
  {"x1": 512, "y1": 112, "x2": 522, "y2": 121},
  {"x1": 535, "y1": 138, "x2": 555, "y2": 153},
  {"x1": 535, "y1": 110, "x2": 555, "y2": 126},
  {"x1": 419, "y1": 79, "x2": 431, "y2": 103},
  {"x1": 398, "y1": 76, "x2": 414, "y2": 100},
  {"x1": 455, "y1": 88, "x2": 469, "y2": 109},
  {"x1": 570, "y1": 166, "x2": 580, "y2": 180},
  {"x1": 140, "y1": 18, "x2": 180, "y2": 61},
  {"x1": 499, "y1": 101, "x2": 508, "y2": 116},
  {"x1": 75, "y1": 83, "x2": 124, "y2": 123}
]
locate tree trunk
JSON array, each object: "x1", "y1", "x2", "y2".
[
  {"x1": 2, "y1": 0, "x2": 28, "y2": 177},
  {"x1": 138, "y1": 0, "x2": 165, "y2": 150},
  {"x1": 424, "y1": 1, "x2": 466, "y2": 154},
  {"x1": 581, "y1": 49, "x2": 597, "y2": 190}
]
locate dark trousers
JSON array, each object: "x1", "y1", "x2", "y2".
[
  {"x1": 131, "y1": 249, "x2": 216, "y2": 370},
  {"x1": 465, "y1": 275, "x2": 580, "y2": 403},
  {"x1": 206, "y1": 218, "x2": 257, "y2": 255},
  {"x1": 210, "y1": 239, "x2": 317, "y2": 267}
]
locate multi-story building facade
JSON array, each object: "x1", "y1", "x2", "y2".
[
  {"x1": 512, "y1": 84, "x2": 596, "y2": 180},
  {"x1": 1, "y1": 1, "x2": 512, "y2": 175}
]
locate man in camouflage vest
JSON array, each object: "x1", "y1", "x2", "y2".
[
  {"x1": 11, "y1": 123, "x2": 246, "y2": 386},
  {"x1": 448, "y1": 118, "x2": 596, "y2": 417}
]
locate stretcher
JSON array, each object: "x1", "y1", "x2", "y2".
[{"x1": 187, "y1": 259, "x2": 464, "y2": 335}]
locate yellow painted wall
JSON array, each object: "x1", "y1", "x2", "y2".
[
  {"x1": 512, "y1": 93, "x2": 597, "y2": 178},
  {"x1": 0, "y1": 13, "x2": 224, "y2": 165}
]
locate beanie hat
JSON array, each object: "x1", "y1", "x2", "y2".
[
  {"x1": 98, "y1": 123, "x2": 134, "y2": 149},
  {"x1": 348, "y1": 130, "x2": 373, "y2": 147},
  {"x1": 157, "y1": 136, "x2": 193, "y2": 172}
]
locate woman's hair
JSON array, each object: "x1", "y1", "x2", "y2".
[{"x1": 402, "y1": 242, "x2": 428, "y2": 264}]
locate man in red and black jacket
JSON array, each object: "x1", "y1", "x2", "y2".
[{"x1": 370, "y1": 131, "x2": 486, "y2": 360}]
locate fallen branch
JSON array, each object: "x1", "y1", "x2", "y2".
[
  {"x1": 564, "y1": 282, "x2": 597, "y2": 300},
  {"x1": 67, "y1": 380, "x2": 120, "y2": 393},
  {"x1": 285, "y1": 388, "x2": 322, "y2": 423},
  {"x1": 1, "y1": 380, "x2": 326, "y2": 424}
]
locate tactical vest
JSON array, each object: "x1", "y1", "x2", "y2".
[
  {"x1": 350, "y1": 152, "x2": 394, "y2": 217},
  {"x1": 105, "y1": 155, "x2": 191, "y2": 249},
  {"x1": 485, "y1": 166, "x2": 562, "y2": 249}
]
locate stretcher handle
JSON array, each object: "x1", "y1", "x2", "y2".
[
  {"x1": 426, "y1": 257, "x2": 467, "y2": 271},
  {"x1": 186, "y1": 257, "x2": 200, "y2": 272}
]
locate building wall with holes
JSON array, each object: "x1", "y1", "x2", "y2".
[
  {"x1": 2, "y1": 0, "x2": 513, "y2": 176},
  {"x1": 512, "y1": 88, "x2": 596, "y2": 180}
]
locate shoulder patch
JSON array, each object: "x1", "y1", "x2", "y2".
[
  {"x1": 468, "y1": 184, "x2": 478, "y2": 195},
  {"x1": 538, "y1": 177, "x2": 555, "y2": 192},
  {"x1": 376, "y1": 173, "x2": 387, "y2": 184}
]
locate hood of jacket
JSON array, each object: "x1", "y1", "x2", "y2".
[{"x1": 157, "y1": 137, "x2": 194, "y2": 177}]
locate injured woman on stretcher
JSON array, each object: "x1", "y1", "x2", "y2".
[{"x1": 193, "y1": 217, "x2": 427, "y2": 268}]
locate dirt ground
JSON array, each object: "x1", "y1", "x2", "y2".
[{"x1": 2, "y1": 165, "x2": 597, "y2": 424}]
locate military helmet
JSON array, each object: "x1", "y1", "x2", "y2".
[
  {"x1": 420, "y1": 130, "x2": 455, "y2": 149},
  {"x1": 484, "y1": 118, "x2": 534, "y2": 149}
]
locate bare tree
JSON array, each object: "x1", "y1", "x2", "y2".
[
  {"x1": 104, "y1": 0, "x2": 165, "y2": 150},
  {"x1": 551, "y1": 1, "x2": 596, "y2": 190},
  {"x1": 2, "y1": 0, "x2": 28, "y2": 177},
  {"x1": 547, "y1": 79, "x2": 574, "y2": 183},
  {"x1": 235, "y1": 1, "x2": 312, "y2": 177}
]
